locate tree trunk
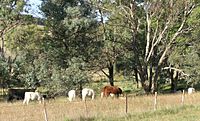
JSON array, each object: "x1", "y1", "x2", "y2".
[
  {"x1": 148, "y1": 65, "x2": 153, "y2": 92},
  {"x1": 138, "y1": 68, "x2": 149, "y2": 93},
  {"x1": 170, "y1": 70, "x2": 178, "y2": 93},
  {"x1": 108, "y1": 63, "x2": 114, "y2": 86},
  {"x1": 134, "y1": 68, "x2": 139, "y2": 88},
  {"x1": 170, "y1": 70, "x2": 175, "y2": 93},
  {"x1": 0, "y1": 32, "x2": 5, "y2": 58},
  {"x1": 101, "y1": 62, "x2": 115, "y2": 86},
  {"x1": 152, "y1": 66, "x2": 161, "y2": 93}
]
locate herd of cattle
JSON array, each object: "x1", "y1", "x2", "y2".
[
  {"x1": 5, "y1": 86, "x2": 195, "y2": 105},
  {"x1": 6, "y1": 85, "x2": 123, "y2": 105}
]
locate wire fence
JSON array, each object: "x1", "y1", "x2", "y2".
[{"x1": 0, "y1": 90, "x2": 199, "y2": 121}]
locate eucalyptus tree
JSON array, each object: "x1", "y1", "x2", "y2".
[
  {"x1": 5, "y1": 24, "x2": 46, "y2": 88},
  {"x1": 132, "y1": 0, "x2": 199, "y2": 93},
  {"x1": 87, "y1": 0, "x2": 135, "y2": 86},
  {"x1": 105, "y1": 0, "x2": 200, "y2": 93},
  {"x1": 0, "y1": 0, "x2": 33, "y2": 90},
  {"x1": 168, "y1": 5, "x2": 200, "y2": 91},
  {"x1": 0, "y1": 0, "x2": 29, "y2": 57}
]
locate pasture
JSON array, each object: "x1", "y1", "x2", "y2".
[{"x1": 1, "y1": 92, "x2": 200, "y2": 121}]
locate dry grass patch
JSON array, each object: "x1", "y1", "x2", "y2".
[{"x1": 1, "y1": 92, "x2": 200, "y2": 121}]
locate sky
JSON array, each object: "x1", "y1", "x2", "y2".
[{"x1": 25, "y1": 0, "x2": 43, "y2": 18}]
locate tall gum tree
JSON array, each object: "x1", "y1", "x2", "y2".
[
  {"x1": 113, "y1": 0, "x2": 199, "y2": 93},
  {"x1": 0, "y1": 0, "x2": 32, "y2": 92},
  {"x1": 85, "y1": 0, "x2": 126, "y2": 86},
  {"x1": 0, "y1": 0, "x2": 27, "y2": 57},
  {"x1": 168, "y1": 4, "x2": 200, "y2": 91}
]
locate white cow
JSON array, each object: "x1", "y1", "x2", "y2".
[
  {"x1": 82, "y1": 88, "x2": 95, "y2": 101},
  {"x1": 188, "y1": 87, "x2": 195, "y2": 94},
  {"x1": 68, "y1": 90, "x2": 76, "y2": 102},
  {"x1": 23, "y1": 92, "x2": 43, "y2": 105}
]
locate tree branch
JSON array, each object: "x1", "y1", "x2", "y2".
[
  {"x1": 101, "y1": 69, "x2": 109, "y2": 78},
  {"x1": 163, "y1": 67, "x2": 189, "y2": 77},
  {"x1": 157, "y1": 1, "x2": 196, "y2": 66}
]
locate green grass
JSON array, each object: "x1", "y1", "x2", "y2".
[{"x1": 78, "y1": 105, "x2": 200, "y2": 121}]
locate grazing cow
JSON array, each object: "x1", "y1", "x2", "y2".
[
  {"x1": 23, "y1": 91, "x2": 43, "y2": 105},
  {"x1": 101, "y1": 85, "x2": 123, "y2": 98},
  {"x1": 188, "y1": 87, "x2": 195, "y2": 94},
  {"x1": 82, "y1": 88, "x2": 95, "y2": 101},
  {"x1": 7, "y1": 88, "x2": 36, "y2": 102},
  {"x1": 68, "y1": 90, "x2": 76, "y2": 102}
]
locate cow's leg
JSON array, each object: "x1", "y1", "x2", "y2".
[
  {"x1": 91, "y1": 93, "x2": 94, "y2": 100},
  {"x1": 82, "y1": 95, "x2": 85, "y2": 101},
  {"x1": 37, "y1": 95, "x2": 42, "y2": 104},
  {"x1": 68, "y1": 97, "x2": 71, "y2": 102},
  {"x1": 100, "y1": 92, "x2": 104, "y2": 98},
  {"x1": 23, "y1": 98, "x2": 26, "y2": 104},
  {"x1": 26, "y1": 98, "x2": 30, "y2": 105},
  {"x1": 74, "y1": 93, "x2": 76, "y2": 101},
  {"x1": 72, "y1": 95, "x2": 75, "y2": 101},
  {"x1": 82, "y1": 93, "x2": 85, "y2": 101},
  {"x1": 105, "y1": 91, "x2": 110, "y2": 97},
  {"x1": 38, "y1": 98, "x2": 42, "y2": 104},
  {"x1": 110, "y1": 93, "x2": 115, "y2": 97},
  {"x1": 68, "y1": 97, "x2": 72, "y2": 102}
]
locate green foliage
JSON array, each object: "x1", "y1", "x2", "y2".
[
  {"x1": 0, "y1": 56, "x2": 25, "y2": 88},
  {"x1": 168, "y1": 5, "x2": 200, "y2": 86},
  {"x1": 5, "y1": 24, "x2": 44, "y2": 57},
  {"x1": 1, "y1": 0, "x2": 200, "y2": 94},
  {"x1": 0, "y1": 0, "x2": 25, "y2": 19},
  {"x1": 0, "y1": 58, "x2": 10, "y2": 87},
  {"x1": 41, "y1": 0, "x2": 99, "y2": 68},
  {"x1": 42, "y1": 57, "x2": 91, "y2": 95},
  {"x1": 3, "y1": 24, "x2": 45, "y2": 88},
  {"x1": 0, "y1": 0, "x2": 29, "y2": 40}
]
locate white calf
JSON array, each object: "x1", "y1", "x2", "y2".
[
  {"x1": 188, "y1": 87, "x2": 195, "y2": 94},
  {"x1": 82, "y1": 88, "x2": 95, "y2": 101},
  {"x1": 23, "y1": 92, "x2": 42, "y2": 105},
  {"x1": 68, "y1": 90, "x2": 76, "y2": 102}
]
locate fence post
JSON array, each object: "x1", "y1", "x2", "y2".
[
  {"x1": 84, "y1": 99, "x2": 88, "y2": 117},
  {"x1": 154, "y1": 92, "x2": 157, "y2": 111},
  {"x1": 181, "y1": 90, "x2": 185, "y2": 105},
  {"x1": 43, "y1": 99, "x2": 48, "y2": 121},
  {"x1": 125, "y1": 93, "x2": 128, "y2": 114}
]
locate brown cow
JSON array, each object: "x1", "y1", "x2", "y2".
[{"x1": 101, "y1": 85, "x2": 123, "y2": 98}]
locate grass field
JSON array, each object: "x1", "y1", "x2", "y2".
[{"x1": 1, "y1": 92, "x2": 200, "y2": 121}]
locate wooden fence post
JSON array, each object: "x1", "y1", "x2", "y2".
[
  {"x1": 43, "y1": 99, "x2": 48, "y2": 121},
  {"x1": 181, "y1": 90, "x2": 185, "y2": 105},
  {"x1": 125, "y1": 93, "x2": 128, "y2": 114},
  {"x1": 154, "y1": 92, "x2": 157, "y2": 111},
  {"x1": 84, "y1": 99, "x2": 88, "y2": 117}
]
